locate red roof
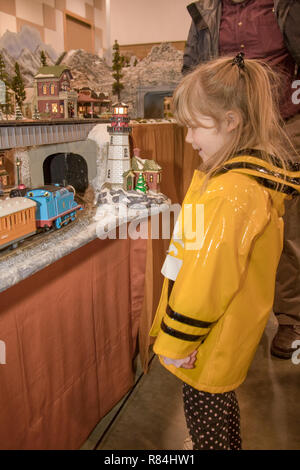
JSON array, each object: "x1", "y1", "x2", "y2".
[{"x1": 77, "y1": 93, "x2": 102, "y2": 103}]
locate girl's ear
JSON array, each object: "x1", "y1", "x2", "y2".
[{"x1": 225, "y1": 110, "x2": 240, "y2": 133}]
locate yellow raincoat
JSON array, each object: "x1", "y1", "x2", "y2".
[{"x1": 150, "y1": 153, "x2": 300, "y2": 393}]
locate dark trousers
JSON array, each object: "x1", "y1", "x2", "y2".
[
  {"x1": 274, "y1": 114, "x2": 300, "y2": 325},
  {"x1": 183, "y1": 383, "x2": 242, "y2": 450}
]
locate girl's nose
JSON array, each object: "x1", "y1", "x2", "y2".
[{"x1": 185, "y1": 128, "x2": 193, "y2": 144}]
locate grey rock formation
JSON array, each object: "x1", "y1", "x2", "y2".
[
  {"x1": 63, "y1": 49, "x2": 113, "y2": 94},
  {"x1": 0, "y1": 25, "x2": 58, "y2": 62}
]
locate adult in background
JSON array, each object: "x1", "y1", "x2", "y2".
[{"x1": 182, "y1": 0, "x2": 300, "y2": 359}]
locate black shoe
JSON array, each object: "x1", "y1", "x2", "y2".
[{"x1": 271, "y1": 325, "x2": 300, "y2": 359}]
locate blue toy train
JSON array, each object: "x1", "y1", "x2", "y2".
[
  {"x1": 0, "y1": 184, "x2": 83, "y2": 250},
  {"x1": 25, "y1": 184, "x2": 82, "y2": 230}
]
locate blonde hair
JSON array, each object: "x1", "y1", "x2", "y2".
[{"x1": 173, "y1": 56, "x2": 295, "y2": 185}]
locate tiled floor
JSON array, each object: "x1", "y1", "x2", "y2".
[{"x1": 82, "y1": 313, "x2": 300, "y2": 450}]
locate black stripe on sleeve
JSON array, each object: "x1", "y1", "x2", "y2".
[
  {"x1": 161, "y1": 319, "x2": 205, "y2": 342},
  {"x1": 166, "y1": 308, "x2": 213, "y2": 329}
]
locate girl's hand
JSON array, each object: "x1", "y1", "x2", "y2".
[
  {"x1": 180, "y1": 349, "x2": 198, "y2": 369},
  {"x1": 162, "y1": 350, "x2": 198, "y2": 369}
]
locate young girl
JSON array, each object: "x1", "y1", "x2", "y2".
[{"x1": 150, "y1": 53, "x2": 300, "y2": 450}]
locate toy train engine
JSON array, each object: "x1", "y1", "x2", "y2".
[
  {"x1": 0, "y1": 197, "x2": 37, "y2": 250},
  {"x1": 26, "y1": 185, "x2": 83, "y2": 230}
]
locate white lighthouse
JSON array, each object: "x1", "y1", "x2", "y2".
[{"x1": 105, "y1": 102, "x2": 131, "y2": 188}]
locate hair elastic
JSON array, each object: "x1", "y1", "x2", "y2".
[{"x1": 232, "y1": 52, "x2": 245, "y2": 70}]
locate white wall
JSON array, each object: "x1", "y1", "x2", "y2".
[{"x1": 109, "y1": 0, "x2": 192, "y2": 45}]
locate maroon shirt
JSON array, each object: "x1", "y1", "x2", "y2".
[{"x1": 219, "y1": 0, "x2": 300, "y2": 119}]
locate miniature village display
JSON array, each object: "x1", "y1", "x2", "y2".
[
  {"x1": 94, "y1": 102, "x2": 170, "y2": 229},
  {"x1": 0, "y1": 26, "x2": 181, "y2": 122},
  {"x1": 0, "y1": 27, "x2": 173, "y2": 254}
]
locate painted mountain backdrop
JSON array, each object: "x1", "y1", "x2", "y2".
[{"x1": 0, "y1": 25, "x2": 183, "y2": 117}]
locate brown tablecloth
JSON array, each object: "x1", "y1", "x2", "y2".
[{"x1": 0, "y1": 237, "x2": 147, "y2": 449}]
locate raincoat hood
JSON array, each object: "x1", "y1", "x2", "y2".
[{"x1": 212, "y1": 150, "x2": 300, "y2": 215}]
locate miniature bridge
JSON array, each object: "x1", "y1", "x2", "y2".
[{"x1": 0, "y1": 119, "x2": 109, "y2": 150}]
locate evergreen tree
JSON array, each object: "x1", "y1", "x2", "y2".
[
  {"x1": 4, "y1": 89, "x2": 12, "y2": 117},
  {"x1": 15, "y1": 103, "x2": 24, "y2": 120},
  {"x1": 11, "y1": 62, "x2": 26, "y2": 107},
  {"x1": 134, "y1": 173, "x2": 147, "y2": 193},
  {"x1": 0, "y1": 53, "x2": 7, "y2": 83},
  {"x1": 112, "y1": 40, "x2": 124, "y2": 101},
  {"x1": 0, "y1": 52, "x2": 11, "y2": 117},
  {"x1": 40, "y1": 50, "x2": 48, "y2": 67}
]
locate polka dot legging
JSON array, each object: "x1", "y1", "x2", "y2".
[{"x1": 183, "y1": 383, "x2": 242, "y2": 450}]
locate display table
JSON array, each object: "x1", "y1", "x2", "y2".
[
  {"x1": 0, "y1": 123, "x2": 199, "y2": 449},
  {"x1": 0, "y1": 236, "x2": 148, "y2": 450}
]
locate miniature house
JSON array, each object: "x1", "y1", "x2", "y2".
[
  {"x1": 123, "y1": 149, "x2": 162, "y2": 193},
  {"x1": 35, "y1": 65, "x2": 78, "y2": 119},
  {"x1": 77, "y1": 88, "x2": 111, "y2": 118}
]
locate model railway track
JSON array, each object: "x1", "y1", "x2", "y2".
[{"x1": 0, "y1": 207, "x2": 91, "y2": 261}]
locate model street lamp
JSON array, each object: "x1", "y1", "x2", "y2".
[{"x1": 16, "y1": 158, "x2": 21, "y2": 186}]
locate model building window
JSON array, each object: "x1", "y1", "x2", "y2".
[
  {"x1": 157, "y1": 174, "x2": 160, "y2": 183},
  {"x1": 60, "y1": 104, "x2": 64, "y2": 114},
  {"x1": 124, "y1": 148, "x2": 128, "y2": 157},
  {"x1": 50, "y1": 84, "x2": 55, "y2": 95},
  {"x1": 52, "y1": 103, "x2": 58, "y2": 113},
  {"x1": 42, "y1": 84, "x2": 48, "y2": 95},
  {"x1": 45, "y1": 103, "x2": 49, "y2": 113},
  {"x1": 150, "y1": 175, "x2": 153, "y2": 183}
]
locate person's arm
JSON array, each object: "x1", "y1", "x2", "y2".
[
  {"x1": 153, "y1": 179, "x2": 271, "y2": 360},
  {"x1": 182, "y1": 22, "x2": 200, "y2": 75},
  {"x1": 282, "y1": 2, "x2": 300, "y2": 66}
]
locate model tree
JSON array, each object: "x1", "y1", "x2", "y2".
[
  {"x1": 11, "y1": 62, "x2": 26, "y2": 109},
  {"x1": 40, "y1": 50, "x2": 48, "y2": 67},
  {"x1": 15, "y1": 103, "x2": 24, "y2": 120},
  {"x1": 0, "y1": 53, "x2": 7, "y2": 83},
  {"x1": 0, "y1": 53, "x2": 6, "y2": 118},
  {"x1": 0, "y1": 52, "x2": 11, "y2": 117},
  {"x1": 112, "y1": 40, "x2": 124, "y2": 100},
  {"x1": 134, "y1": 173, "x2": 147, "y2": 193}
]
